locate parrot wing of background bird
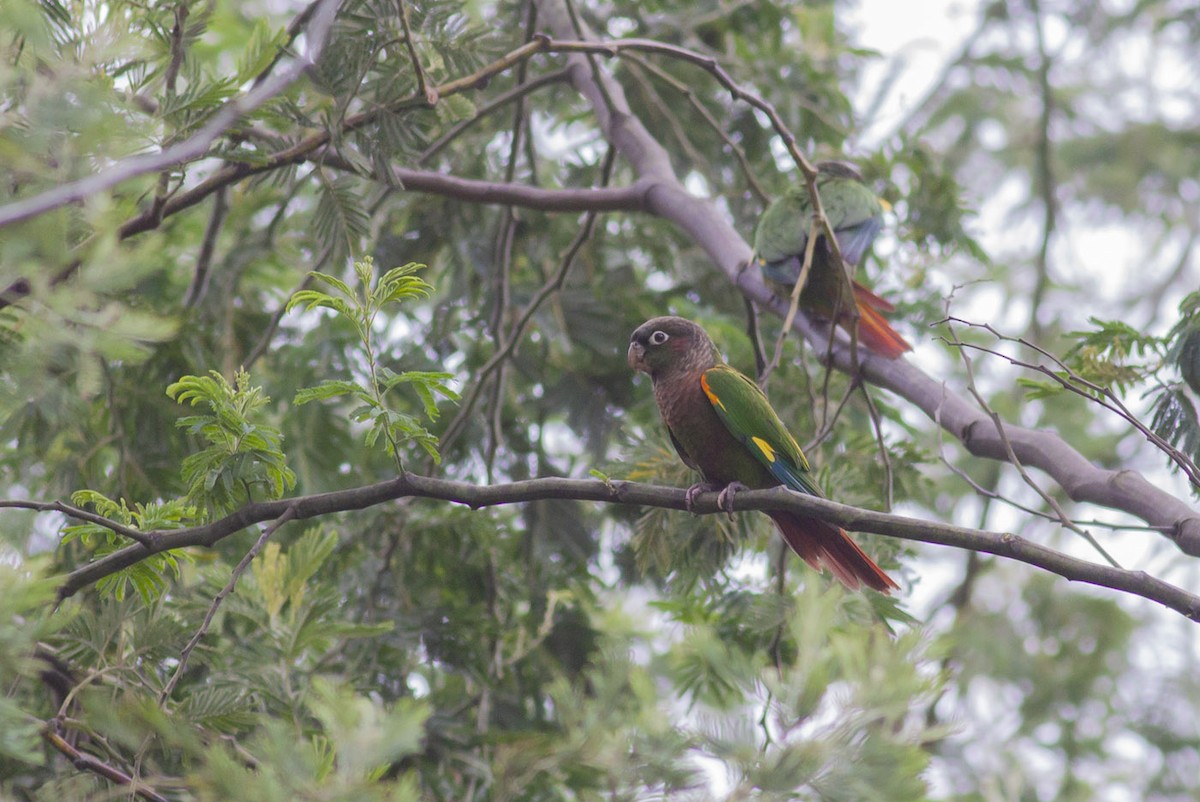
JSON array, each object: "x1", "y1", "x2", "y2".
[
  {"x1": 753, "y1": 189, "x2": 809, "y2": 267},
  {"x1": 818, "y1": 178, "x2": 883, "y2": 263},
  {"x1": 698, "y1": 365, "x2": 824, "y2": 498},
  {"x1": 831, "y1": 214, "x2": 883, "y2": 267}
]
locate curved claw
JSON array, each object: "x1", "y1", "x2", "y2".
[
  {"x1": 715, "y1": 481, "x2": 750, "y2": 520},
  {"x1": 684, "y1": 482, "x2": 722, "y2": 513}
]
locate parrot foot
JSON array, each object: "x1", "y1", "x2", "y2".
[
  {"x1": 716, "y1": 482, "x2": 749, "y2": 520},
  {"x1": 684, "y1": 482, "x2": 723, "y2": 514},
  {"x1": 685, "y1": 482, "x2": 749, "y2": 519}
]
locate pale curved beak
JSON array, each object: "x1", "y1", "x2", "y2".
[{"x1": 627, "y1": 341, "x2": 645, "y2": 372}]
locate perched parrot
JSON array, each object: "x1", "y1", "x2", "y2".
[
  {"x1": 628, "y1": 316, "x2": 898, "y2": 593},
  {"x1": 753, "y1": 160, "x2": 911, "y2": 359}
]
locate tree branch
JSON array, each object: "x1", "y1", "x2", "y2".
[
  {"x1": 159, "y1": 505, "x2": 300, "y2": 703},
  {"x1": 319, "y1": 154, "x2": 649, "y2": 211},
  {"x1": 43, "y1": 474, "x2": 1200, "y2": 621},
  {"x1": 0, "y1": 499, "x2": 155, "y2": 547},
  {"x1": 42, "y1": 728, "x2": 170, "y2": 802},
  {"x1": 532, "y1": 0, "x2": 1200, "y2": 556},
  {"x1": 0, "y1": 0, "x2": 343, "y2": 231}
]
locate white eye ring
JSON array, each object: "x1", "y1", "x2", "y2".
[{"x1": 650, "y1": 330, "x2": 669, "y2": 345}]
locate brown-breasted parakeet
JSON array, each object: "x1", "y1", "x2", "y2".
[{"x1": 628, "y1": 316, "x2": 898, "y2": 592}]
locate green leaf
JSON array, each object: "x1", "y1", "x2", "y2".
[
  {"x1": 293, "y1": 379, "x2": 367, "y2": 405},
  {"x1": 305, "y1": 678, "x2": 430, "y2": 780}
]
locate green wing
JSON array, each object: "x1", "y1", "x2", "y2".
[
  {"x1": 753, "y1": 187, "x2": 808, "y2": 266},
  {"x1": 754, "y1": 176, "x2": 880, "y2": 260},
  {"x1": 699, "y1": 365, "x2": 824, "y2": 498},
  {"x1": 818, "y1": 177, "x2": 883, "y2": 265}
]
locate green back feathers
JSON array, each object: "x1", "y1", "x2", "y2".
[{"x1": 753, "y1": 164, "x2": 884, "y2": 268}]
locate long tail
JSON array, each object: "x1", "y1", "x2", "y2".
[
  {"x1": 767, "y1": 511, "x2": 899, "y2": 593},
  {"x1": 849, "y1": 281, "x2": 911, "y2": 359}
]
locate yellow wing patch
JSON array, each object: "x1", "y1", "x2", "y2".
[
  {"x1": 699, "y1": 374, "x2": 726, "y2": 411},
  {"x1": 751, "y1": 436, "x2": 777, "y2": 463}
]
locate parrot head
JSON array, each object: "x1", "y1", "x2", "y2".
[
  {"x1": 814, "y1": 160, "x2": 865, "y2": 181},
  {"x1": 628, "y1": 316, "x2": 718, "y2": 380}
]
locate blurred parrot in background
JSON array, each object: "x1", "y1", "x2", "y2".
[
  {"x1": 753, "y1": 160, "x2": 912, "y2": 358},
  {"x1": 628, "y1": 316, "x2": 898, "y2": 593}
]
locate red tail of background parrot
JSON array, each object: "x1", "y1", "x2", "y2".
[
  {"x1": 852, "y1": 281, "x2": 912, "y2": 359},
  {"x1": 628, "y1": 315, "x2": 899, "y2": 593}
]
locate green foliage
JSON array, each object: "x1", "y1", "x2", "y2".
[
  {"x1": 167, "y1": 369, "x2": 297, "y2": 519},
  {"x1": 60, "y1": 491, "x2": 194, "y2": 602},
  {"x1": 1150, "y1": 292, "x2": 1200, "y2": 472},
  {"x1": 1064, "y1": 317, "x2": 1165, "y2": 393},
  {"x1": 0, "y1": 562, "x2": 59, "y2": 766},
  {"x1": 1, "y1": 0, "x2": 1198, "y2": 799},
  {"x1": 670, "y1": 582, "x2": 943, "y2": 801},
  {"x1": 45, "y1": 523, "x2": 414, "y2": 798},
  {"x1": 288, "y1": 258, "x2": 459, "y2": 467},
  {"x1": 1167, "y1": 291, "x2": 1200, "y2": 397}
]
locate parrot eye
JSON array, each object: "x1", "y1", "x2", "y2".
[{"x1": 649, "y1": 330, "x2": 669, "y2": 345}]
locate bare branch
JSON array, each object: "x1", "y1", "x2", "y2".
[
  {"x1": 42, "y1": 474, "x2": 1200, "y2": 621},
  {"x1": 159, "y1": 505, "x2": 300, "y2": 703},
  {"x1": 0, "y1": 0, "x2": 343, "y2": 231},
  {"x1": 0, "y1": 499, "x2": 154, "y2": 547},
  {"x1": 42, "y1": 728, "x2": 170, "y2": 802},
  {"x1": 944, "y1": 317, "x2": 1122, "y2": 568},
  {"x1": 942, "y1": 316, "x2": 1200, "y2": 489}
]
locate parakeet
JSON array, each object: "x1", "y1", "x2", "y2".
[
  {"x1": 753, "y1": 161, "x2": 911, "y2": 358},
  {"x1": 628, "y1": 316, "x2": 898, "y2": 593}
]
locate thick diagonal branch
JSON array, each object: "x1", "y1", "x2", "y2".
[{"x1": 532, "y1": 0, "x2": 1200, "y2": 555}]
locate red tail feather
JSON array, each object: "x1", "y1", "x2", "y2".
[
  {"x1": 850, "y1": 280, "x2": 896, "y2": 312},
  {"x1": 850, "y1": 282, "x2": 911, "y2": 358},
  {"x1": 767, "y1": 511, "x2": 898, "y2": 593}
]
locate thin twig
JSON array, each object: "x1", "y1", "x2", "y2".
[
  {"x1": 482, "y1": 8, "x2": 539, "y2": 482},
  {"x1": 941, "y1": 316, "x2": 1200, "y2": 489},
  {"x1": 440, "y1": 146, "x2": 616, "y2": 452},
  {"x1": 183, "y1": 187, "x2": 229, "y2": 308},
  {"x1": 416, "y1": 69, "x2": 570, "y2": 165},
  {"x1": 622, "y1": 53, "x2": 768, "y2": 204},
  {"x1": 396, "y1": 0, "x2": 437, "y2": 104},
  {"x1": 744, "y1": 296, "x2": 767, "y2": 379},
  {"x1": 802, "y1": 375, "x2": 860, "y2": 453},
  {"x1": 159, "y1": 505, "x2": 299, "y2": 703},
  {"x1": 936, "y1": 448, "x2": 1161, "y2": 533},
  {"x1": 760, "y1": 214, "x2": 822, "y2": 386},
  {"x1": 943, "y1": 318, "x2": 1121, "y2": 568},
  {"x1": 1028, "y1": 0, "x2": 1058, "y2": 341},
  {"x1": 244, "y1": 270, "x2": 321, "y2": 371},
  {"x1": 42, "y1": 728, "x2": 171, "y2": 802},
  {"x1": 0, "y1": 499, "x2": 155, "y2": 547},
  {"x1": 859, "y1": 382, "x2": 895, "y2": 511}
]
